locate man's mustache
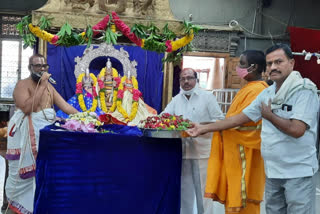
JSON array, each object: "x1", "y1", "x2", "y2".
[{"x1": 270, "y1": 70, "x2": 280, "y2": 75}]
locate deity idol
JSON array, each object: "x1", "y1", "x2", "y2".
[
  {"x1": 56, "y1": 68, "x2": 103, "y2": 118},
  {"x1": 111, "y1": 70, "x2": 157, "y2": 126},
  {"x1": 97, "y1": 58, "x2": 121, "y2": 113}
]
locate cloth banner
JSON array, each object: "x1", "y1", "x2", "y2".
[
  {"x1": 34, "y1": 125, "x2": 182, "y2": 214},
  {"x1": 289, "y1": 26, "x2": 320, "y2": 88},
  {"x1": 47, "y1": 44, "x2": 164, "y2": 113}
]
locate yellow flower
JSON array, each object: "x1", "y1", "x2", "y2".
[
  {"x1": 28, "y1": 24, "x2": 55, "y2": 43},
  {"x1": 116, "y1": 75, "x2": 140, "y2": 122},
  {"x1": 171, "y1": 30, "x2": 194, "y2": 52},
  {"x1": 76, "y1": 73, "x2": 98, "y2": 112},
  {"x1": 172, "y1": 116, "x2": 176, "y2": 120}
]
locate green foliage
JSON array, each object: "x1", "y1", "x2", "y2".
[
  {"x1": 131, "y1": 24, "x2": 148, "y2": 39},
  {"x1": 16, "y1": 14, "x2": 201, "y2": 63},
  {"x1": 183, "y1": 20, "x2": 203, "y2": 35},
  {"x1": 16, "y1": 16, "x2": 36, "y2": 49},
  {"x1": 84, "y1": 25, "x2": 93, "y2": 48},
  {"x1": 56, "y1": 22, "x2": 83, "y2": 47},
  {"x1": 162, "y1": 23, "x2": 176, "y2": 41},
  {"x1": 38, "y1": 16, "x2": 53, "y2": 30},
  {"x1": 103, "y1": 28, "x2": 122, "y2": 45}
]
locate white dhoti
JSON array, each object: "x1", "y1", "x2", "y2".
[{"x1": 5, "y1": 109, "x2": 55, "y2": 214}]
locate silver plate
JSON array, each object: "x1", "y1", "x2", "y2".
[{"x1": 140, "y1": 128, "x2": 189, "y2": 138}]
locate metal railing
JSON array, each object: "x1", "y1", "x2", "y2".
[{"x1": 212, "y1": 89, "x2": 239, "y2": 115}]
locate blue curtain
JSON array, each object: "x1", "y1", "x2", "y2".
[{"x1": 47, "y1": 44, "x2": 164, "y2": 113}]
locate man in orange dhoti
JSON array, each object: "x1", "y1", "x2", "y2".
[{"x1": 204, "y1": 50, "x2": 268, "y2": 213}]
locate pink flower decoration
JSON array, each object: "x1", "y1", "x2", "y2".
[
  {"x1": 76, "y1": 83, "x2": 82, "y2": 94},
  {"x1": 98, "y1": 79, "x2": 104, "y2": 90},
  {"x1": 92, "y1": 15, "x2": 109, "y2": 37},
  {"x1": 80, "y1": 123, "x2": 96, "y2": 133},
  {"x1": 62, "y1": 120, "x2": 81, "y2": 131},
  {"x1": 117, "y1": 89, "x2": 124, "y2": 99},
  {"x1": 112, "y1": 11, "x2": 142, "y2": 46},
  {"x1": 114, "y1": 77, "x2": 121, "y2": 87},
  {"x1": 51, "y1": 35, "x2": 59, "y2": 44},
  {"x1": 80, "y1": 123, "x2": 88, "y2": 132},
  {"x1": 165, "y1": 40, "x2": 172, "y2": 52},
  {"x1": 132, "y1": 89, "x2": 141, "y2": 101}
]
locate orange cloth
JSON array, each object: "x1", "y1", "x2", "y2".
[{"x1": 205, "y1": 81, "x2": 268, "y2": 213}]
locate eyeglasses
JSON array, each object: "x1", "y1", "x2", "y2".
[
  {"x1": 179, "y1": 76, "x2": 196, "y2": 82},
  {"x1": 31, "y1": 64, "x2": 50, "y2": 69}
]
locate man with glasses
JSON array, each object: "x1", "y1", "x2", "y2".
[
  {"x1": 162, "y1": 68, "x2": 224, "y2": 214},
  {"x1": 5, "y1": 54, "x2": 78, "y2": 214},
  {"x1": 188, "y1": 44, "x2": 319, "y2": 214}
]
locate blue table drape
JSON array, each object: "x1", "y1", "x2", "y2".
[
  {"x1": 47, "y1": 44, "x2": 164, "y2": 113},
  {"x1": 34, "y1": 125, "x2": 182, "y2": 214}
]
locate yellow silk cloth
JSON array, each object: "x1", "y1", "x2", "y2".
[{"x1": 205, "y1": 81, "x2": 268, "y2": 214}]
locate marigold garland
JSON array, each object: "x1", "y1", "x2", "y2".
[
  {"x1": 76, "y1": 73, "x2": 98, "y2": 112},
  {"x1": 28, "y1": 24, "x2": 59, "y2": 44},
  {"x1": 111, "y1": 11, "x2": 194, "y2": 53},
  {"x1": 98, "y1": 67, "x2": 119, "y2": 113},
  {"x1": 25, "y1": 13, "x2": 194, "y2": 54},
  {"x1": 116, "y1": 76, "x2": 140, "y2": 122}
]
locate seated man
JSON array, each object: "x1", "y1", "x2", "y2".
[{"x1": 6, "y1": 54, "x2": 78, "y2": 214}]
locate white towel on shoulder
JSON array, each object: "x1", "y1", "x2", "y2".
[{"x1": 271, "y1": 71, "x2": 318, "y2": 110}]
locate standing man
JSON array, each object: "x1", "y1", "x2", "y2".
[
  {"x1": 163, "y1": 68, "x2": 225, "y2": 214},
  {"x1": 187, "y1": 44, "x2": 319, "y2": 214},
  {"x1": 5, "y1": 54, "x2": 78, "y2": 214}
]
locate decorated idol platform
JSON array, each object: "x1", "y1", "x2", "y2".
[{"x1": 33, "y1": 43, "x2": 194, "y2": 214}]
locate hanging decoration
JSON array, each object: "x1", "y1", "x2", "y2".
[{"x1": 17, "y1": 12, "x2": 200, "y2": 53}]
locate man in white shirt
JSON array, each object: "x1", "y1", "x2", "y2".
[
  {"x1": 163, "y1": 68, "x2": 225, "y2": 214},
  {"x1": 188, "y1": 44, "x2": 319, "y2": 214}
]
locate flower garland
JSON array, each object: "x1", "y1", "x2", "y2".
[
  {"x1": 166, "y1": 29, "x2": 194, "y2": 52},
  {"x1": 27, "y1": 15, "x2": 110, "y2": 45},
  {"x1": 111, "y1": 11, "x2": 142, "y2": 46},
  {"x1": 111, "y1": 11, "x2": 194, "y2": 53},
  {"x1": 116, "y1": 76, "x2": 141, "y2": 122},
  {"x1": 76, "y1": 73, "x2": 98, "y2": 112},
  {"x1": 98, "y1": 67, "x2": 120, "y2": 113},
  {"x1": 28, "y1": 24, "x2": 59, "y2": 44}
]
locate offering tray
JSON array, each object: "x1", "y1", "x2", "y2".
[{"x1": 140, "y1": 128, "x2": 189, "y2": 139}]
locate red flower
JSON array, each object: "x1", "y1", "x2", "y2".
[
  {"x1": 114, "y1": 77, "x2": 121, "y2": 88},
  {"x1": 76, "y1": 83, "x2": 82, "y2": 94},
  {"x1": 99, "y1": 114, "x2": 111, "y2": 124},
  {"x1": 132, "y1": 89, "x2": 141, "y2": 101},
  {"x1": 92, "y1": 15, "x2": 109, "y2": 37},
  {"x1": 51, "y1": 35, "x2": 59, "y2": 44},
  {"x1": 165, "y1": 40, "x2": 172, "y2": 52},
  {"x1": 162, "y1": 113, "x2": 171, "y2": 118},
  {"x1": 117, "y1": 89, "x2": 124, "y2": 99},
  {"x1": 98, "y1": 79, "x2": 104, "y2": 90},
  {"x1": 112, "y1": 11, "x2": 142, "y2": 46}
]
